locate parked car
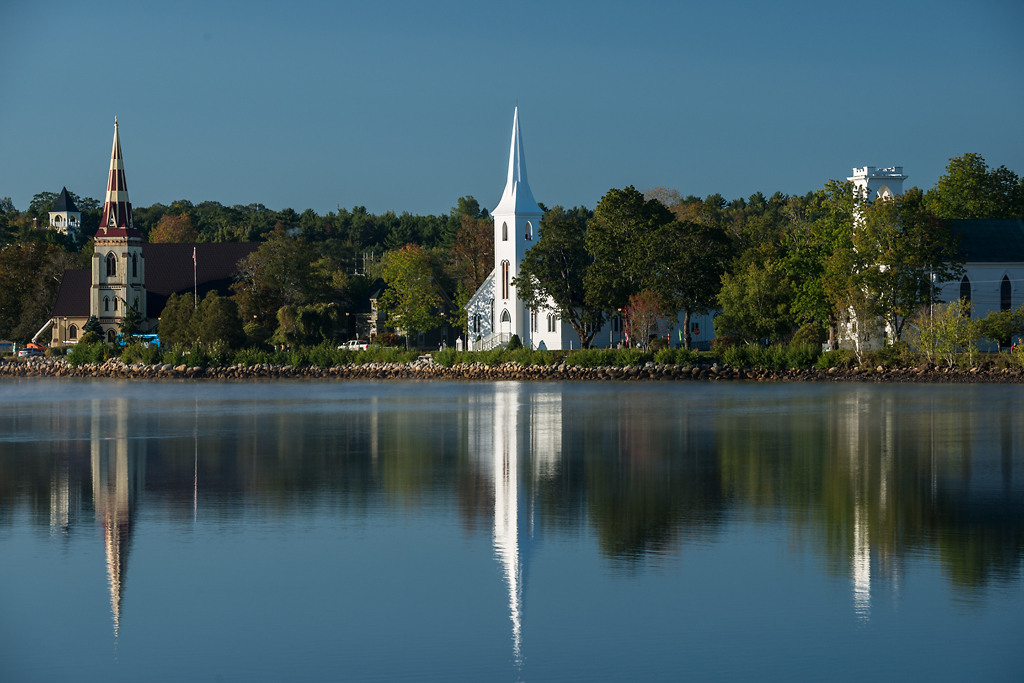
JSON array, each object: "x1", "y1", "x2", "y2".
[
  {"x1": 18, "y1": 347, "x2": 43, "y2": 358},
  {"x1": 339, "y1": 339, "x2": 370, "y2": 350}
]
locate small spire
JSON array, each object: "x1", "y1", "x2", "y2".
[{"x1": 493, "y1": 105, "x2": 541, "y2": 217}]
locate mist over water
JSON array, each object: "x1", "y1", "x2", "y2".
[{"x1": 1, "y1": 379, "x2": 1022, "y2": 682}]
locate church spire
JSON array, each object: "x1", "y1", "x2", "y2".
[
  {"x1": 493, "y1": 106, "x2": 542, "y2": 216},
  {"x1": 98, "y1": 117, "x2": 139, "y2": 237}
]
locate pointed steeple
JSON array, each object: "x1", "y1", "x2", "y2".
[
  {"x1": 493, "y1": 106, "x2": 542, "y2": 216},
  {"x1": 52, "y1": 187, "x2": 79, "y2": 213},
  {"x1": 98, "y1": 117, "x2": 139, "y2": 237}
]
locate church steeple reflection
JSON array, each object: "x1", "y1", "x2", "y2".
[
  {"x1": 90, "y1": 398, "x2": 145, "y2": 639},
  {"x1": 472, "y1": 384, "x2": 563, "y2": 667}
]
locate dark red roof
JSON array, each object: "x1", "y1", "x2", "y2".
[
  {"x1": 50, "y1": 269, "x2": 91, "y2": 318},
  {"x1": 142, "y1": 242, "x2": 258, "y2": 295},
  {"x1": 49, "y1": 243, "x2": 260, "y2": 321}
]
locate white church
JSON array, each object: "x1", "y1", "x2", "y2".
[{"x1": 466, "y1": 107, "x2": 716, "y2": 351}]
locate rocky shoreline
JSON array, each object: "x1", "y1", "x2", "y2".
[{"x1": 2, "y1": 356, "x2": 1023, "y2": 383}]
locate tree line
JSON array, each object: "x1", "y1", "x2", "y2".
[{"x1": 2, "y1": 152, "x2": 1023, "y2": 351}]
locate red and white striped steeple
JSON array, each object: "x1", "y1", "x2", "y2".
[{"x1": 98, "y1": 117, "x2": 139, "y2": 237}]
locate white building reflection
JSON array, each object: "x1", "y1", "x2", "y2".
[
  {"x1": 90, "y1": 398, "x2": 145, "y2": 639},
  {"x1": 469, "y1": 383, "x2": 562, "y2": 666}
]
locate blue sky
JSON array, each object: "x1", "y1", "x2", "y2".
[{"x1": 2, "y1": 0, "x2": 1022, "y2": 216}]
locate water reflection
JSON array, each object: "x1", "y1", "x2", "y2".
[{"x1": 0, "y1": 381, "x2": 1022, "y2": 644}]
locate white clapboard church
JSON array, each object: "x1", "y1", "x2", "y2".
[{"x1": 466, "y1": 107, "x2": 716, "y2": 351}]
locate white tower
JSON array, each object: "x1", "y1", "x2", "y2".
[
  {"x1": 848, "y1": 166, "x2": 907, "y2": 201},
  {"x1": 49, "y1": 187, "x2": 82, "y2": 236},
  {"x1": 491, "y1": 106, "x2": 543, "y2": 343}
]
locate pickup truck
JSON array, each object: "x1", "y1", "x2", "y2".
[{"x1": 339, "y1": 339, "x2": 370, "y2": 350}]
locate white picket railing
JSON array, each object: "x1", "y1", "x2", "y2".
[{"x1": 471, "y1": 332, "x2": 510, "y2": 351}]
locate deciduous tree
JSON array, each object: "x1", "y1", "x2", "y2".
[
  {"x1": 149, "y1": 213, "x2": 199, "y2": 243},
  {"x1": 513, "y1": 206, "x2": 605, "y2": 348},
  {"x1": 380, "y1": 244, "x2": 442, "y2": 349}
]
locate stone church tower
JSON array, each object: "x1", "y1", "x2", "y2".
[
  {"x1": 490, "y1": 106, "x2": 543, "y2": 342},
  {"x1": 92, "y1": 118, "x2": 147, "y2": 340}
]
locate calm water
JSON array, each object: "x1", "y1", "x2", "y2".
[{"x1": 0, "y1": 379, "x2": 1022, "y2": 682}]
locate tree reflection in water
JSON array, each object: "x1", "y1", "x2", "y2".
[{"x1": 0, "y1": 381, "x2": 1021, "y2": 644}]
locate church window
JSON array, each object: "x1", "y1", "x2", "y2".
[
  {"x1": 501, "y1": 260, "x2": 510, "y2": 299},
  {"x1": 500, "y1": 309, "x2": 511, "y2": 323},
  {"x1": 530, "y1": 309, "x2": 537, "y2": 332},
  {"x1": 547, "y1": 314, "x2": 557, "y2": 332},
  {"x1": 113, "y1": 297, "x2": 119, "y2": 311},
  {"x1": 1001, "y1": 275, "x2": 1012, "y2": 311},
  {"x1": 489, "y1": 299, "x2": 494, "y2": 328},
  {"x1": 107, "y1": 329, "x2": 116, "y2": 343},
  {"x1": 68, "y1": 325, "x2": 77, "y2": 340},
  {"x1": 106, "y1": 252, "x2": 116, "y2": 277},
  {"x1": 502, "y1": 222, "x2": 508, "y2": 241},
  {"x1": 525, "y1": 221, "x2": 533, "y2": 241},
  {"x1": 473, "y1": 314, "x2": 480, "y2": 334},
  {"x1": 132, "y1": 253, "x2": 138, "y2": 278},
  {"x1": 103, "y1": 296, "x2": 110, "y2": 312}
]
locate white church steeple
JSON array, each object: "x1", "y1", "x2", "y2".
[{"x1": 491, "y1": 106, "x2": 543, "y2": 343}]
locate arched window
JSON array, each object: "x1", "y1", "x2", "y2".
[
  {"x1": 547, "y1": 314, "x2": 556, "y2": 332},
  {"x1": 1002, "y1": 275, "x2": 1012, "y2": 311},
  {"x1": 960, "y1": 275, "x2": 971, "y2": 313},
  {"x1": 113, "y1": 297, "x2": 119, "y2": 311},
  {"x1": 103, "y1": 296, "x2": 110, "y2": 312},
  {"x1": 500, "y1": 309, "x2": 511, "y2": 323},
  {"x1": 502, "y1": 222, "x2": 508, "y2": 241},
  {"x1": 525, "y1": 221, "x2": 533, "y2": 241},
  {"x1": 68, "y1": 325, "x2": 78, "y2": 340},
  {"x1": 132, "y1": 253, "x2": 138, "y2": 278},
  {"x1": 105, "y1": 252, "x2": 116, "y2": 277},
  {"x1": 530, "y1": 309, "x2": 537, "y2": 332},
  {"x1": 107, "y1": 329, "x2": 116, "y2": 343},
  {"x1": 501, "y1": 260, "x2": 510, "y2": 299}
]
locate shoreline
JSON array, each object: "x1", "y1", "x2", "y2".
[{"x1": 3, "y1": 357, "x2": 1023, "y2": 383}]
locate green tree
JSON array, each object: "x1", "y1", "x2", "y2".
[
  {"x1": 194, "y1": 292, "x2": 246, "y2": 348},
  {"x1": 585, "y1": 186, "x2": 674, "y2": 313},
  {"x1": 715, "y1": 260, "x2": 793, "y2": 344},
  {"x1": 855, "y1": 188, "x2": 964, "y2": 342},
  {"x1": 514, "y1": 206, "x2": 605, "y2": 348},
  {"x1": 380, "y1": 244, "x2": 442, "y2": 349},
  {"x1": 977, "y1": 304, "x2": 1024, "y2": 348},
  {"x1": 925, "y1": 153, "x2": 1024, "y2": 220},
  {"x1": 83, "y1": 315, "x2": 103, "y2": 336},
  {"x1": 231, "y1": 230, "x2": 328, "y2": 326},
  {"x1": 783, "y1": 181, "x2": 857, "y2": 350},
  {"x1": 158, "y1": 293, "x2": 196, "y2": 347},
  {"x1": 117, "y1": 296, "x2": 144, "y2": 342},
  {"x1": 149, "y1": 213, "x2": 199, "y2": 243},
  {"x1": 647, "y1": 220, "x2": 730, "y2": 349}
]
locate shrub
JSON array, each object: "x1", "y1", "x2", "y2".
[
  {"x1": 785, "y1": 342, "x2": 822, "y2": 368},
  {"x1": 78, "y1": 331, "x2": 102, "y2": 346},
  {"x1": 434, "y1": 348, "x2": 460, "y2": 367},
  {"x1": 233, "y1": 347, "x2": 281, "y2": 367},
  {"x1": 374, "y1": 331, "x2": 405, "y2": 348},
  {"x1": 872, "y1": 341, "x2": 916, "y2": 368},
  {"x1": 816, "y1": 349, "x2": 854, "y2": 369},
  {"x1": 163, "y1": 345, "x2": 188, "y2": 366},
  {"x1": 120, "y1": 341, "x2": 164, "y2": 365},
  {"x1": 507, "y1": 334, "x2": 523, "y2": 350},
  {"x1": 649, "y1": 337, "x2": 669, "y2": 352},
  {"x1": 721, "y1": 345, "x2": 748, "y2": 368},
  {"x1": 711, "y1": 336, "x2": 737, "y2": 352},
  {"x1": 67, "y1": 342, "x2": 107, "y2": 366},
  {"x1": 791, "y1": 323, "x2": 826, "y2": 347},
  {"x1": 44, "y1": 347, "x2": 65, "y2": 357}
]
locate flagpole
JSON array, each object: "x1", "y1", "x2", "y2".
[{"x1": 193, "y1": 246, "x2": 197, "y2": 308}]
